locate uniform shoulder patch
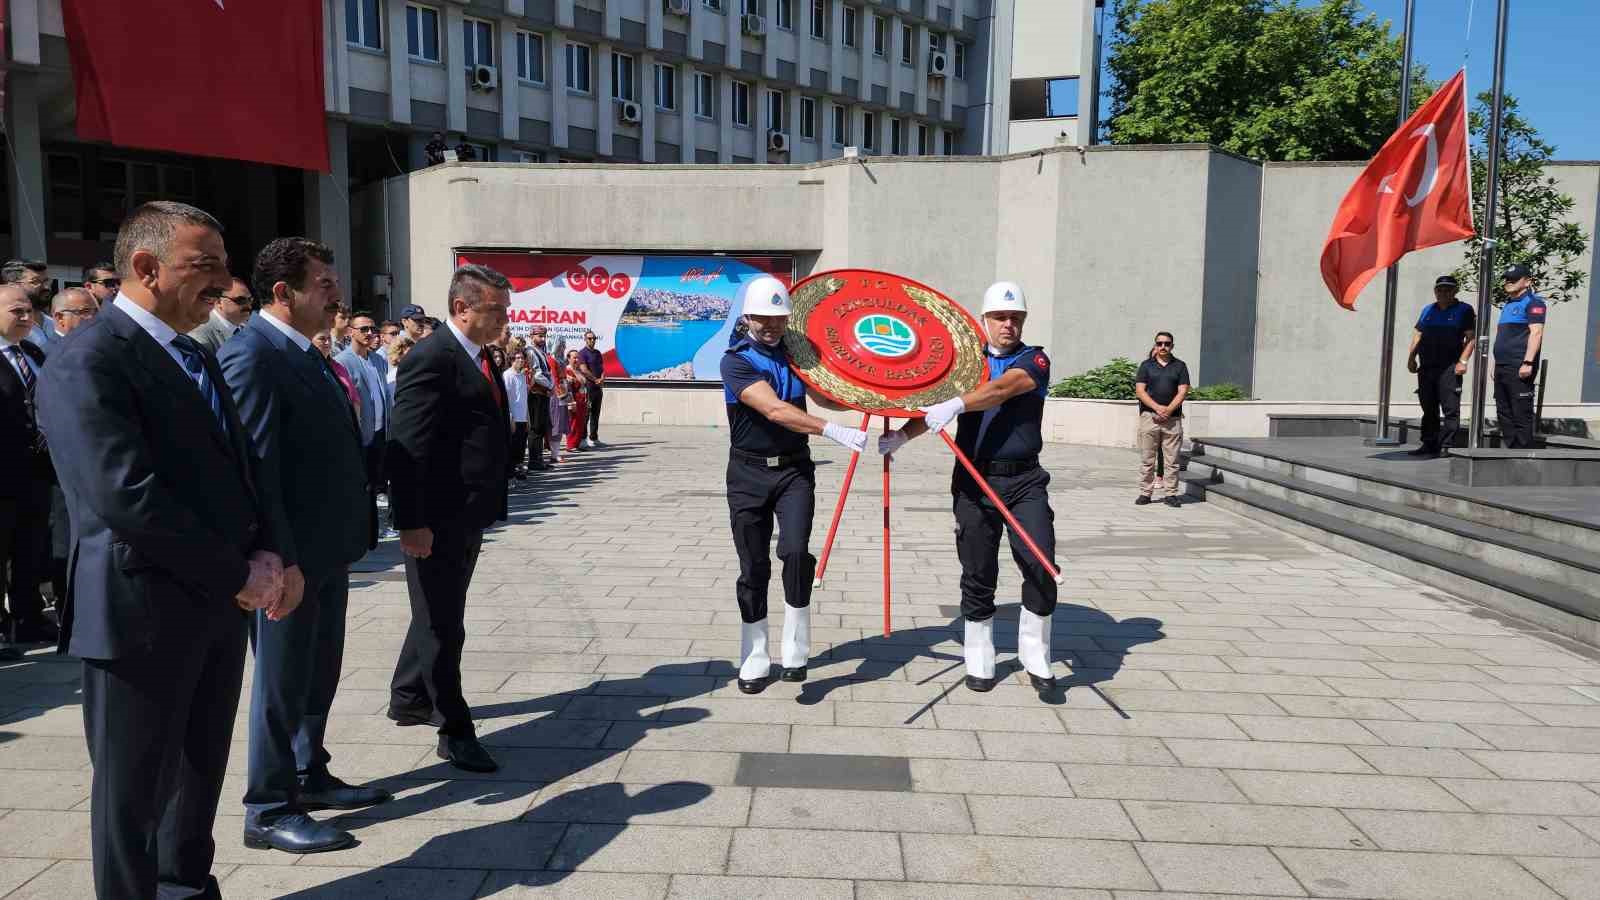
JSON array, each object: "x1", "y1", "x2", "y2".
[
  {"x1": 1531, "y1": 306, "x2": 1546, "y2": 315},
  {"x1": 1034, "y1": 354, "x2": 1048, "y2": 369}
]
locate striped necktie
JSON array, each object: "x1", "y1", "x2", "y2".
[
  {"x1": 169, "y1": 335, "x2": 229, "y2": 436},
  {"x1": 5, "y1": 345, "x2": 35, "y2": 398}
]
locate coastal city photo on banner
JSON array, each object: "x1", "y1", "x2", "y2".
[{"x1": 456, "y1": 251, "x2": 794, "y2": 380}]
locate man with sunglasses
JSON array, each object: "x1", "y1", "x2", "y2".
[
  {"x1": 1134, "y1": 332, "x2": 1189, "y2": 507},
  {"x1": 190, "y1": 276, "x2": 254, "y2": 352},
  {"x1": 82, "y1": 262, "x2": 120, "y2": 306},
  {"x1": 576, "y1": 330, "x2": 605, "y2": 447},
  {"x1": 337, "y1": 313, "x2": 391, "y2": 528}
]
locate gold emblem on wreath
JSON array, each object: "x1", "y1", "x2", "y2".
[{"x1": 784, "y1": 277, "x2": 985, "y2": 412}]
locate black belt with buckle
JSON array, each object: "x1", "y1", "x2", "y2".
[
  {"x1": 731, "y1": 448, "x2": 812, "y2": 469},
  {"x1": 976, "y1": 457, "x2": 1040, "y2": 476}
]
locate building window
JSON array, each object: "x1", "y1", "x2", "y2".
[
  {"x1": 703, "y1": 0, "x2": 724, "y2": 10},
  {"x1": 775, "y1": 0, "x2": 792, "y2": 30},
  {"x1": 741, "y1": 0, "x2": 761, "y2": 13},
  {"x1": 346, "y1": 0, "x2": 383, "y2": 50},
  {"x1": 515, "y1": 32, "x2": 545, "y2": 83},
  {"x1": 405, "y1": 4, "x2": 440, "y2": 61},
  {"x1": 810, "y1": 0, "x2": 826, "y2": 38},
  {"x1": 928, "y1": 32, "x2": 944, "y2": 53},
  {"x1": 890, "y1": 118, "x2": 902, "y2": 155},
  {"x1": 862, "y1": 111, "x2": 876, "y2": 150},
  {"x1": 732, "y1": 80, "x2": 752, "y2": 127},
  {"x1": 93, "y1": 158, "x2": 196, "y2": 241},
  {"x1": 800, "y1": 97, "x2": 817, "y2": 140},
  {"x1": 566, "y1": 42, "x2": 592, "y2": 93},
  {"x1": 462, "y1": 17, "x2": 493, "y2": 67},
  {"x1": 767, "y1": 90, "x2": 785, "y2": 130},
  {"x1": 916, "y1": 123, "x2": 929, "y2": 155},
  {"x1": 612, "y1": 52, "x2": 636, "y2": 101},
  {"x1": 942, "y1": 131, "x2": 955, "y2": 155},
  {"x1": 842, "y1": 6, "x2": 857, "y2": 47},
  {"x1": 1011, "y1": 77, "x2": 1080, "y2": 120},
  {"x1": 900, "y1": 23, "x2": 913, "y2": 64},
  {"x1": 655, "y1": 64, "x2": 677, "y2": 111},
  {"x1": 871, "y1": 14, "x2": 886, "y2": 56},
  {"x1": 954, "y1": 41, "x2": 967, "y2": 79},
  {"x1": 694, "y1": 71, "x2": 716, "y2": 119},
  {"x1": 831, "y1": 104, "x2": 847, "y2": 146}
]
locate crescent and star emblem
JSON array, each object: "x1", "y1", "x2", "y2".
[{"x1": 1376, "y1": 123, "x2": 1440, "y2": 209}]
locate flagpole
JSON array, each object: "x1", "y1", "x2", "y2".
[
  {"x1": 1370, "y1": 0, "x2": 1417, "y2": 447},
  {"x1": 1468, "y1": 0, "x2": 1510, "y2": 450}
]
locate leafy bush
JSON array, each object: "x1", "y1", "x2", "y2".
[
  {"x1": 1048, "y1": 357, "x2": 1138, "y2": 400},
  {"x1": 1187, "y1": 382, "x2": 1249, "y2": 401}
]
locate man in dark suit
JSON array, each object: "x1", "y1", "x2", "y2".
[
  {"x1": 217, "y1": 238, "x2": 390, "y2": 855},
  {"x1": 189, "y1": 276, "x2": 252, "y2": 352},
  {"x1": 37, "y1": 201, "x2": 285, "y2": 899},
  {"x1": 0, "y1": 285, "x2": 55, "y2": 655},
  {"x1": 387, "y1": 264, "x2": 511, "y2": 773}
]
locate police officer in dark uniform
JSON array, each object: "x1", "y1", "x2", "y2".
[
  {"x1": 1492, "y1": 263, "x2": 1547, "y2": 449},
  {"x1": 721, "y1": 275, "x2": 868, "y2": 694},
  {"x1": 878, "y1": 281, "x2": 1059, "y2": 696},
  {"x1": 1405, "y1": 274, "x2": 1476, "y2": 457}
]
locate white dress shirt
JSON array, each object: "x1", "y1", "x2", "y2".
[
  {"x1": 259, "y1": 309, "x2": 314, "y2": 352},
  {"x1": 114, "y1": 295, "x2": 186, "y2": 372},
  {"x1": 445, "y1": 318, "x2": 481, "y2": 361},
  {"x1": 502, "y1": 368, "x2": 529, "y2": 422},
  {"x1": 0, "y1": 335, "x2": 37, "y2": 385}
]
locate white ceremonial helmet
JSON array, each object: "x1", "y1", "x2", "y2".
[
  {"x1": 981, "y1": 281, "x2": 1027, "y2": 315},
  {"x1": 738, "y1": 275, "x2": 794, "y2": 316}
]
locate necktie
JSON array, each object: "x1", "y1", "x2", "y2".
[
  {"x1": 479, "y1": 348, "x2": 505, "y2": 409},
  {"x1": 169, "y1": 334, "x2": 229, "y2": 436},
  {"x1": 307, "y1": 345, "x2": 343, "y2": 395},
  {"x1": 5, "y1": 346, "x2": 35, "y2": 398}
]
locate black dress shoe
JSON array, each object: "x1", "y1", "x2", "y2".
[
  {"x1": 1163, "y1": 496, "x2": 1182, "y2": 508},
  {"x1": 737, "y1": 675, "x2": 769, "y2": 694},
  {"x1": 965, "y1": 675, "x2": 997, "y2": 693},
  {"x1": 387, "y1": 706, "x2": 443, "y2": 727},
  {"x1": 437, "y1": 735, "x2": 499, "y2": 773},
  {"x1": 1407, "y1": 445, "x2": 1436, "y2": 456},
  {"x1": 1028, "y1": 672, "x2": 1058, "y2": 692},
  {"x1": 11, "y1": 618, "x2": 58, "y2": 644},
  {"x1": 299, "y1": 776, "x2": 393, "y2": 811},
  {"x1": 243, "y1": 813, "x2": 355, "y2": 854},
  {"x1": 1134, "y1": 495, "x2": 1152, "y2": 506},
  {"x1": 780, "y1": 666, "x2": 807, "y2": 683}
]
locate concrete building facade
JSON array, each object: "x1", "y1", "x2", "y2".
[{"x1": 372, "y1": 145, "x2": 1599, "y2": 403}]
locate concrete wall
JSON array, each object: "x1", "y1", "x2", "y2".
[
  {"x1": 385, "y1": 145, "x2": 1599, "y2": 403},
  {"x1": 1011, "y1": 0, "x2": 1082, "y2": 80}
]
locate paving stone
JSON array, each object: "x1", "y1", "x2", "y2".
[
  {"x1": 1066, "y1": 763, "x2": 1249, "y2": 803},
  {"x1": 1514, "y1": 857, "x2": 1600, "y2": 900},
  {"x1": 980, "y1": 733, "x2": 1179, "y2": 766},
  {"x1": 0, "y1": 858, "x2": 54, "y2": 895},
  {"x1": 0, "y1": 860, "x2": 94, "y2": 899},
  {"x1": 1095, "y1": 688, "x2": 1285, "y2": 715},
  {"x1": 221, "y1": 864, "x2": 487, "y2": 898},
  {"x1": 1057, "y1": 709, "x2": 1250, "y2": 740},
  {"x1": 1223, "y1": 656, "x2": 1386, "y2": 678},
  {"x1": 1387, "y1": 699, "x2": 1538, "y2": 725},
  {"x1": 856, "y1": 884, "x2": 1110, "y2": 900},
  {"x1": 1226, "y1": 771, "x2": 1468, "y2": 811},
  {"x1": 1274, "y1": 847, "x2": 1561, "y2": 899},
  {"x1": 548, "y1": 824, "x2": 731, "y2": 874},
  {"x1": 1133, "y1": 842, "x2": 1305, "y2": 895},
  {"x1": 749, "y1": 787, "x2": 971, "y2": 833},
  {"x1": 1267, "y1": 694, "x2": 1414, "y2": 720},
  {"x1": 1467, "y1": 723, "x2": 1600, "y2": 753},
  {"x1": 966, "y1": 796, "x2": 1139, "y2": 839},
  {"x1": 1350, "y1": 747, "x2": 1497, "y2": 778},
  {"x1": 900, "y1": 834, "x2": 1156, "y2": 890},
  {"x1": 1164, "y1": 739, "x2": 1373, "y2": 773},
  {"x1": 1358, "y1": 719, "x2": 1493, "y2": 749},
  {"x1": 477, "y1": 871, "x2": 671, "y2": 898},
  {"x1": 1320, "y1": 677, "x2": 1500, "y2": 702},
  {"x1": 666, "y1": 874, "x2": 852, "y2": 900},
  {"x1": 525, "y1": 782, "x2": 751, "y2": 827},
  {"x1": 1124, "y1": 800, "x2": 1365, "y2": 848},
  {"x1": 1466, "y1": 750, "x2": 1600, "y2": 781},
  {"x1": 788, "y1": 725, "x2": 980, "y2": 759},
  {"x1": 908, "y1": 758, "x2": 1074, "y2": 796},
  {"x1": 727, "y1": 828, "x2": 902, "y2": 880},
  {"x1": 1437, "y1": 778, "x2": 1600, "y2": 815},
  {"x1": 1345, "y1": 809, "x2": 1600, "y2": 856},
  {"x1": 616, "y1": 750, "x2": 741, "y2": 786},
  {"x1": 1228, "y1": 714, "x2": 1384, "y2": 745},
  {"x1": 1166, "y1": 672, "x2": 1337, "y2": 696}
]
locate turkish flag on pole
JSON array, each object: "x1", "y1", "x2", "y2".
[
  {"x1": 1320, "y1": 70, "x2": 1475, "y2": 310},
  {"x1": 62, "y1": 0, "x2": 329, "y2": 172}
]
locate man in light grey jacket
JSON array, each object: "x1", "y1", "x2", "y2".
[
  {"x1": 335, "y1": 312, "x2": 390, "y2": 546},
  {"x1": 189, "y1": 277, "x2": 253, "y2": 352}
]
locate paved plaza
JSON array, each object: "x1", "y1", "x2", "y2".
[{"x1": 8, "y1": 426, "x2": 1600, "y2": 898}]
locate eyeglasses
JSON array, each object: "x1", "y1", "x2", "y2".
[
  {"x1": 220, "y1": 294, "x2": 251, "y2": 306},
  {"x1": 1155, "y1": 341, "x2": 1173, "y2": 347},
  {"x1": 57, "y1": 307, "x2": 98, "y2": 318},
  {"x1": 354, "y1": 325, "x2": 378, "y2": 333},
  {"x1": 90, "y1": 278, "x2": 120, "y2": 288}
]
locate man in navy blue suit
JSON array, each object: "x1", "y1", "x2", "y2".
[
  {"x1": 217, "y1": 238, "x2": 389, "y2": 856},
  {"x1": 37, "y1": 201, "x2": 285, "y2": 899}
]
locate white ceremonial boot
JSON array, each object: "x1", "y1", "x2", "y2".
[
  {"x1": 964, "y1": 618, "x2": 997, "y2": 693},
  {"x1": 738, "y1": 620, "x2": 772, "y2": 694},
  {"x1": 1018, "y1": 608, "x2": 1057, "y2": 692},
  {"x1": 779, "y1": 605, "x2": 811, "y2": 682}
]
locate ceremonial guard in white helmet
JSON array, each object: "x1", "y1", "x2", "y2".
[
  {"x1": 878, "y1": 281, "x2": 1059, "y2": 694},
  {"x1": 721, "y1": 276, "x2": 869, "y2": 694}
]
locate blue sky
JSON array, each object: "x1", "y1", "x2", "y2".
[{"x1": 1343, "y1": 1, "x2": 1599, "y2": 160}]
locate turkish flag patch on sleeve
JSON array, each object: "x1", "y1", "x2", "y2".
[{"x1": 1034, "y1": 354, "x2": 1048, "y2": 369}]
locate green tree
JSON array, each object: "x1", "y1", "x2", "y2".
[
  {"x1": 1452, "y1": 92, "x2": 1590, "y2": 305},
  {"x1": 1105, "y1": 0, "x2": 1427, "y2": 161}
]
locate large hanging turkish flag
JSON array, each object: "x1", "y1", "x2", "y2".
[
  {"x1": 62, "y1": 0, "x2": 329, "y2": 172},
  {"x1": 1320, "y1": 70, "x2": 1475, "y2": 310}
]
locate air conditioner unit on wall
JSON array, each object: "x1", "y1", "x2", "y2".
[
  {"x1": 927, "y1": 51, "x2": 948, "y2": 77},
  {"x1": 471, "y1": 64, "x2": 498, "y2": 91},
  {"x1": 767, "y1": 130, "x2": 789, "y2": 153},
  {"x1": 618, "y1": 100, "x2": 643, "y2": 123},
  {"x1": 742, "y1": 14, "x2": 766, "y2": 36},
  {"x1": 666, "y1": 0, "x2": 690, "y2": 13}
]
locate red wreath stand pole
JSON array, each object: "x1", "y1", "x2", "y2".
[
  {"x1": 881, "y1": 417, "x2": 892, "y2": 637},
  {"x1": 811, "y1": 411, "x2": 873, "y2": 589},
  {"x1": 937, "y1": 429, "x2": 1064, "y2": 585}
]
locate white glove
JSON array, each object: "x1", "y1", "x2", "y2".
[
  {"x1": 822, "y1": 422, "x2": 869, "y2": 454},
  {"x1": 877, "y1": 429, "x2": 910, "y2": 457},
  {"x1": 919, "y1": 396, "x2": 966, "y2": 433}
]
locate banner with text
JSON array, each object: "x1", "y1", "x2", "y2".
[{"x1": 456, "y1": 252, "x2": 793, "y2": 380}]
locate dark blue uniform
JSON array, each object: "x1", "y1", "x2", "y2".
[
  {"x1": 1492, "y1": 291, "x2": 1548, "y2": 449},
  {"x1": 951, "y1": 343, "x2": 1057, "y2": 623},
  {"x1": 1413, "y1": 300, "x2": 1476, "y2": 451},
  {"x1": 721, "y1": 338, "x2": 815, "y2": 623}
]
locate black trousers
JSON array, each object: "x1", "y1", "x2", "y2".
[
  {"x1": 390, "y1": 526, "x2": 484, "y2": 737},
  {"x1": 528, "y1": 394, "x2": 551, "y2": 466},
  {"x1": 243, "y1": 567, "x2": 349, "y2": 827},
  {"x1": 1493, "y1": 363, "x2": 1537, "y2": 449},
  {"x1": 367, "y1": 428, "x2": 387, "y2": 492},
  {"x1": 0, "y1": 481, "x2": 49, "y2": 626},
  {"x1": 83, "y1": 609, "x2": 247, "y2": 900},
  {"x1": 953, "y1": 466, "x2": 1058, "y2": 622},
  {"x1": 1417, "y1": 366, "x2": 1463, "y2": 450},
  {"x1": 727, "y1": 456, "x2": 815, "y2": 623},
  {"x1": 587, "y1": 386, "x2": 603, "y2": 440},
  {"x1": 510, "y1": 422, "x2": 530, "y2": 469}
]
